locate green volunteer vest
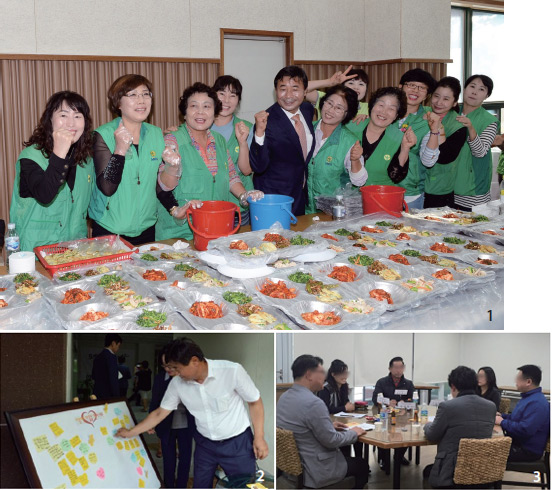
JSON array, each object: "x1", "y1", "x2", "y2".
[
  {"x1": 424, "y1": 111, "x2": 469, "y2": 196},
  {"x1": 306, "y1": 121, "x2": 360, "y2": 214},
  {"x1": 347, "y1": 119, "x2": 405, "y2": 186},
  {"x1": 454, "y1": 105, "x2": 500, "y2": 196},
  {"x1": 88, "y1": 118, "x2": 164, "y2": 237},
  {"x1": 9, "y1": 145, "x2": 94, "y2": 252},
  {"x1": 398, "y1": 110, "x2": 430, "y2": 196},
  {"x1": 216, "y1": 116, "x2": 254, "y2": 214},
  {"x1": 155, "y1": 125, "x2": 231, "y2": 241}
]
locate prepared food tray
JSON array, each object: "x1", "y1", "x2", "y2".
[{"x1": 35, "y1": 235, "x2": 136, "y2": 274}]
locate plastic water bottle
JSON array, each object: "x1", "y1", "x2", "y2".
[
  {"x1": 421, "y1": 403, "x2": 429, "y2": 423},
  {"x1": 413, "y1": 391, "x2": 419, "y2": 412},
  {"x1": 380, "y1": 404, "x2": 388, "y2": 430},
  {"x1": 5, "y1": 223, "x2": 20, "y2": 273}
]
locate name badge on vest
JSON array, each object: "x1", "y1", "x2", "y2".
[
  {"x1": 150, "y1": 150, "x2": 159, "y2": 162},
  {"x1": 394, "y1": 389, "x2": 408, "y2": 396},
  {"x1": 235, "y1": 145, "x2": 240, "y2": 154},
  {"x1": 326, "y1": 156, "x2": 333, "y2": 165},
  {"x1": 384, "y1": 154, "x2": 391, "y2": 161}
]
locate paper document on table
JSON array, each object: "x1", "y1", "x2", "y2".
[
  {"x1": 346, "y1": 423, "x2": 375, "y2": 431},
  {"x1": 334, "y1": 412, "x2": 365, "y2": 418}
]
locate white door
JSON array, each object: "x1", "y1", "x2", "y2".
[
  {"x1": 276, "y1": 333, "x2": 293, "y2": 384},
  {"x1": 223, "y1": 35, "x2": 287, "y2": 124}
]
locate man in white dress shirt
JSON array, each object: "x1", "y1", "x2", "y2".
[{"x1": 116, "y1": 337, "x2": 268, "y2": 488}]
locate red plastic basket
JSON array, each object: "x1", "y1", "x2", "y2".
[{"x1": 34, "y1": 235, "x2": 137, "y2": 275}]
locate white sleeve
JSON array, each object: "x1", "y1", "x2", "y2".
[
  {"x1": 234, "y1": 363, "x2": 261, "y2": 403},
  {"x1": 344, "y1": 144, "x2": 368, "y2": 186},
  {"x1": 160, "y1": 377, "x2": 181, "y2": 411},
  {"x1": 420, "y1": 131, "x2": 440, "y2": 168},
  {"x1": 254, "y1": 133, "x2": 265, "y2": 146}
]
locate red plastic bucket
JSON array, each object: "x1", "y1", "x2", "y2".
[
  {"x1": 360, "y1": 185, "x2": 409, "y2": 218},
  {"x1": 186, "y1": 201, "x2": 241, "y2": 251}
]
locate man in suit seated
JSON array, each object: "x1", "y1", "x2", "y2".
[
  {"x1": 496, "y1": 364, "x2": 550, "y2": 462},
  {"x1": 250, "y1": 66, "x2": 315, "y2": 216},
  {"x1": 92, "y1": 333, "x2": 122, "y2": 400},
  {"x1": 424, "y1": 366, "x2": 496, "y2": 488},
  {"x1": 277, "y1": 355, "x2": 369, "y2": 489}
]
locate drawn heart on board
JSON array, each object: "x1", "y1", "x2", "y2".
[{"x1": 81, "y1": 410, "x2": 98, "y2": 427}]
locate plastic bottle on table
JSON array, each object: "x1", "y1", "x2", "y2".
[
  {"x1": 5, "y1": 223, "x2": 20, "y2": 273},
  {"x1": 380, "y1": 404, "x2": 388, "y2": 430},
  {"x1": 420, "y1": 403, "x2": 429, "y2": 423}
]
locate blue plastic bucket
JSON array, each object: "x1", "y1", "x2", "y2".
[{"x1": 248, "y1": 194, "x2": 298, "y2": 231}]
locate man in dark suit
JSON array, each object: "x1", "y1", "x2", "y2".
[
  {"x1": 149, "y1": 344, "x2": 194, "y2": 488},
  {"x1": 424, "y1": 366, "x2": 496, "y2": 488},
  {"x1": 91, "y1": 333, "x2": 122, "y2": 400},
  {"x1": 250, "y1": 66, "x2": 315, "y2": 216}
]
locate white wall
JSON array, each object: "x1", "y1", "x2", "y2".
[
  {"x1": 292, "y1": 333, "x2": 551, "y2": 390},
  {"x1": 0, "y1": 0, "x2": 450, "y2": 61}
]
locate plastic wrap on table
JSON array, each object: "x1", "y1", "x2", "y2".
[
  {"x1": 460, "y1": 223, "x2": 504, "y2": 245},
  {"x1": 315, "y1": 184, "x2": 364, "y2": 218},
  {"x1": 133, "y1": 249, "x2": 198, "y2": 265},
  {"x1": 126, "y1": 262, "x2": 184, "y2": 299},
  {"x1": 38, "y1": 235, "x2": 133, "y2": 262},
  {"x1": 0, "y1": 295, "x2": 62, "y2": 329},
  {"x1": 0, "y1": 271, "x2": 50, "y2": 312},
  {"x1": 167, "y1": 263, "x2": 234, "y2": 291}
]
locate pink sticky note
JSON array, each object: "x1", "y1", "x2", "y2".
[
  {"x1": 136, "y1": 466, "x2": 143, "y2": 476},
  {"x1": 96, "y1": 467, "x2": 105, "y2": 480}
]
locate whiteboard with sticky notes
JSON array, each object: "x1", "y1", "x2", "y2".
[{"x1": 6, "y1": 398, "x2": 162, "y2": 489}]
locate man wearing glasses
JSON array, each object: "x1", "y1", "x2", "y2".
[{"x1": 277, "y1": 355, "x2": 369, "y2": 489}]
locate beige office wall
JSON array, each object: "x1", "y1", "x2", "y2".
[
  {"x1": 413, "y1": 333, "x2": 462, "y2": 384},
  {"x1": 459, "y1": 334, "x2": 550, "y2": 391},
  {"x1": 293, "y1": 333, "x2": 415, "y2": 388},
  {"x1": 0, "y1": 0, "x2": 450, "y2": 61}
]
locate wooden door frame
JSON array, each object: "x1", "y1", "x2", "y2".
[{"x1": 219, "y1": 28, "x2": 294, "y2": 76}]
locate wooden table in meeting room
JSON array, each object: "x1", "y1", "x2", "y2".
[{"x1": 335, "y1": 405, "x2": 505, "y2": 489}]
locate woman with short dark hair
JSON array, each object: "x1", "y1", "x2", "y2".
[
  {"x1": 89, "y1": 74, "x2": 175, "y2": 245},
  {"x1": 477, "y1": 366, "x2": 501, "y2": 411},
  {"x1": 156, "y1": 83, "x2": 263, "y2": 240},
  {"x1": 348, "y1": 87, "x2": 417, "y2": 186},
  {"x1": 454, "y1": 74, "x2": 500, "y2": 210},
  {"x1": 306, "y1": 85, "x2": 366, "y2": 213},
  {"x1": 10, "y1": 91, "x2": 95, "y2": 251},
  {"x1": 422, "y1": 76, "x2": 469, "y2": 208}
]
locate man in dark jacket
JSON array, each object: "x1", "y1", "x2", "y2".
[
  {"x1": 496, "y1": 364, "x2": 550, "y2": 462},
  {"x1": 424, "y1": 366, "x2": 496, "y2": 488},
  {"x1": 372, "y1": 356, "x2": 415, "y2": 470},
  {"x1": 250, "y1": 66, "x2": 316, "y2": 216},
  {"x1": 92, "y1": 333, "x2": 122, "y2": 400}
]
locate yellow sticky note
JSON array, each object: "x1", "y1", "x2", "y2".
[
  {"x1": 67, "y1": 469, "x2": 78, "y2": 486},
  {"x1": 33, "y1": 435, "x2": 50, "y2": 452},
  {"x1": 58, "y1": 459, "x2": 70, "y2": 475},
  {"x1": 134, "y1": 450, "x2": 141, "y2": 457},
  {"x1": 138, "y1": 479, "x2": 145, "y2": 488},
  {"x1": 123, "y1": 415, "x2": 130, "y2": 425},
  {"x1": 88, "y1": 435, "x2": 94, "y2": 447},
  {"x1": 104, "y1": 403, "x2": 108, "y2": 413},
  {"x1": 138, "y1": 457, "x2": 145, "y2": 467},
  {"x1": 79, "y1": 456, "x2": 89, "y2": 471},
  {"x1": 112, "y1": 417, "x2": 120, "y2": 426},
  {"x1": 48, "y1": 444, "x2": 64, "y2": 462},
  {"x1": 79, "y1": 473, "x2": 89, "y2": 486},
  {"x1": 116, "y1": 441, "x2": 123, "y2": 450},
  {"x1": 55, "y1": 484, "x2": 67, "y2": 489},
  {"x1": 124, "y1": 440, "x2": 130, "y2": 451},
  {"x1": 100, "y1": 427, "x2": 108, "y2": 436},
  {"x1": 70, "y1": 436, "x2": 81, "y2": 448},
  {"x1": 88, "y1": 453, "x2": 97, "y2": 465},
  {"x1": 66, "y1": 451, "x2": 78, "y2": 465},
  {"x1": 49, "y1": 422, "x2": 64, "y2": 437}
]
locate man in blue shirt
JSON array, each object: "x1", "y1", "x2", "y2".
[{"x1": 496, "y1": 364, "x2": 550, "y2": 462}]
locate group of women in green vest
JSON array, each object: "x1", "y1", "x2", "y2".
[
  {"x1": 10, "y1": 67, "x2": 499, "y2": 253},
  {"x1": 304, "y1": 67, "x2": 500, "y2": 212},
  {"x1": 10, "y1": 74, "x2": 262, "y2": 251}
]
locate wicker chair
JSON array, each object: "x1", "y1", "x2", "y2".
[
  {"x1": 276, "y1": 427, "x2": 356, "y2": 489},
  {"x1": 502, "y1": 439, "x2": 550, "y2": 489},
  {"x1": 499, "y1": 398, "x2": 511, "y2": 414},
  {"x1": 453, "y1": 436, "x2": 512, "y2": 488}
]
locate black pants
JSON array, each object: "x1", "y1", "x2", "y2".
[
  {"x1": 508, "y1": 442, "x2": 542, "y2": 462},
  {"x1": 378, "y1": 446, "x2": 407, "y2": 468},
  {"x1": 340, "y1": 441, "x2": 365, "y2": 459},
  {"x1": 423, "y1": 192, "x2": 455, "y2": 209},
  {"x1": 345, "y1": 455, "x2": 370, "y2": 489},
  {"x1": 91, "y1": 220, "x2": 156, "y2": 246}
]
